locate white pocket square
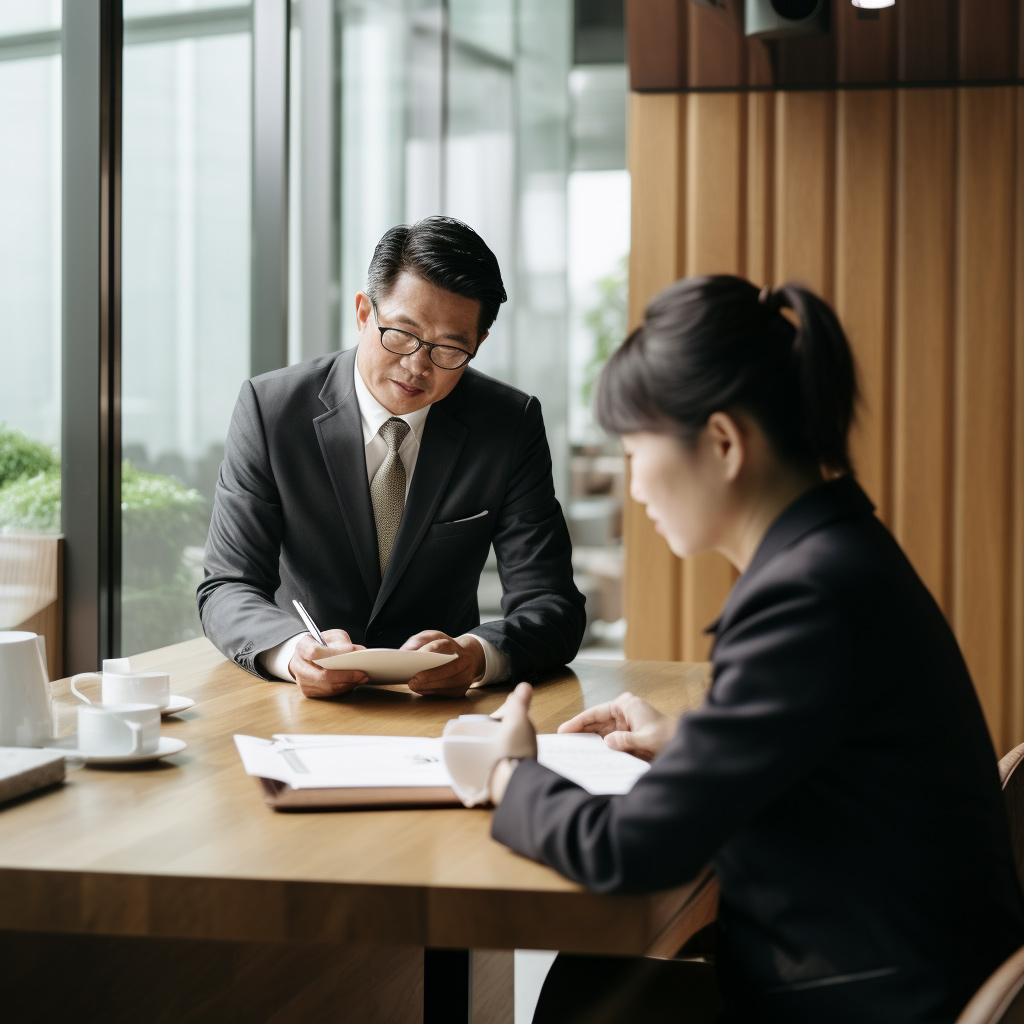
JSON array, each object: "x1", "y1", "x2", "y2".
[{"x1": 446, "y1": 510, "x2": 489, "y2": 524}]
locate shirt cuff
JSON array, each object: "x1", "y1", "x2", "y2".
[
  {"x1": 459, "y1": 633, "x2": 512, "y2": 687},
  {"x1": 258, "y1": 632, "x2": 305, "y2": 682}
]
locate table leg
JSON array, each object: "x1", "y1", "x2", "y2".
[
  {"x1": 424, "y1": 948, "x2": 514, "y2": 1024},
  {"x1": 424, "y1": 947, "x2": 470, "y2": 1022}
]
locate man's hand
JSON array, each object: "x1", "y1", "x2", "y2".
[
  {"x1": 558, "y1": 691, "x2": 676, "y2": 761},
  {"x1": 402, "y1": 630, "x2": 486, "y2": 697},
  {"x1": 288, "y1": 629, "x2": 369, "y2": 698}
]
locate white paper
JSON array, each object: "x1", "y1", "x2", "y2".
[
  {"x1": 234, "y1": 732, "x2": 649, "y2": 796},
  {"x1": 536, "y1": 733, "x2": 650, "y2": 795}
]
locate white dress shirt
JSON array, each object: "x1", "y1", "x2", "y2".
[{"x1": 258, "y1": 355, "x2": 510, "y2": 685}]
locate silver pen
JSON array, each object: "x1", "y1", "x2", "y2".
[{"x1": 292, "y1": 599, "x2": 326, "y2": 646}]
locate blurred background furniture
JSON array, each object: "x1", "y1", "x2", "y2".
[{"x1": 0, "y1": 533, "x2": 63, "y2": 678}]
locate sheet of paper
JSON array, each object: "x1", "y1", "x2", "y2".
[
  {"x1": 236, "y1": 734, "x2": 449, "y2": 789},
  {"x1": 235, "y1": 732, "x2": 650, "y2": 796},
  {"x1": 536, "y1": 733, "x2": 650, "y2": 794}
]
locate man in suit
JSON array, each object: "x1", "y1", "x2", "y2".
[{"x1": 198, "y1": 216, "x2": 585, "y2": 698}]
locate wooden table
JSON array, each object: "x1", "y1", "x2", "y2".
[{"x1": 0, "y1": 639, "x2": 714, "y2": 1023}]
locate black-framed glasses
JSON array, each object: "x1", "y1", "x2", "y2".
[{"x1": 371, "y1": 304, "x2": 475, "y2": 370}]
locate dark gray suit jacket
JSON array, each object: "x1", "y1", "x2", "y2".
[
  {"x1": 197, "y1": 348, "x2": 585, "y2": 680},
  {"x1": 493, "y1": 478, "x2": 1024, "y2": 1023}
]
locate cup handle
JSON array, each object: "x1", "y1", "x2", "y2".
[
  {"x1": 122, "y1": 719, "x2": 144, "y2": 756},
  {"x1": 70, "y1": 672, "x2": 102, "y2": 705},
  {"x1": 34, "y1": 634, "x2": 49, "y2": 680}
]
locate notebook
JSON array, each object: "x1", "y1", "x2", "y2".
[
  {"x1": 0, "y1": 747, "x2": 66, "y2": 807},
  {"x1": 234, "y1": 732, "x2": 649, "y2": 810}
]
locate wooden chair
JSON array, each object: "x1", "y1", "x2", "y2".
[
  {"x1": 999, "y1": 743, "x2": 1024, "y2": 892},
  {"x1": 0, "y1": 533, "x2": 63, "y2": 678},
  {"x1": 955, "y1": 945, "x2": 1024, "y2": 1024},
  {"x1": 956, "y1": 745, "x2": 1024, "y2": 1022}
]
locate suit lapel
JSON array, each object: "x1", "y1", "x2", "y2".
[
  {"x1": 370, "y1": 389, "x2": 468, "y2": 619},
  {"x1": 313, "y1": 349, "x2": 381, "y2": 601}
]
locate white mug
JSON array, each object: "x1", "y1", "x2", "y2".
[
  {"x1": 0, "y1": 630, "x2": 54, "y2": 747},
  {"x1": 71, "y1": 669, "x2": 171, "y2": 710},
  {"x1": 77, "y1": 702, "x2": 161, "y2": 756}
]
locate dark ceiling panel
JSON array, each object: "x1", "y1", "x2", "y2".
[{"x1": 626, "y1": 0, "x2": 1024, "y2": 91}]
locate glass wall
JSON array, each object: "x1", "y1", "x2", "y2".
[
  {"x1": 288, "y1": 0, "x2": 572, "y2": 630},
  {"x1": 9, "y1": 0, "x2": 628, "y2": 667},
  {"x1": 120, "y1": 2, "x2": 252, "y2": 653},
  {"x1": 0, "y1": 3, "x2": 62, "y2": 536}
]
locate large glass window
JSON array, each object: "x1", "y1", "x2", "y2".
[
  {"x1": 120, "y1": 4, "x2": 252, "y2": 654},
  {"x1": 0, "y1": 3, "x2": 62, "y2": 536}
]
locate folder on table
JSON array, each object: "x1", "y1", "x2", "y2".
[{"x1": 233, "y1": 733, "x2": 649, "y2": 811}]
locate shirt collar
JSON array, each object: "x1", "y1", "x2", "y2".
[{"x1": 353, "y1": 353, "x2": 431, "y2": 447}]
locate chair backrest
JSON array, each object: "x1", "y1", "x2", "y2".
[
  {"x1": 956, "y1": 945, "x2": 1024, "y2": 1024},
  {"x1": 1000, "y1": 743, "x2": 1024, "y2": 892},
  {"x1": 953, "y1": 748, "x2": 1024, "y2": 1023}
]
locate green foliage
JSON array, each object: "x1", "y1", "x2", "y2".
[
  {"x1": 120, "y1": 461, "x2": 208, "y2": 587},
  {"x1": 582, "y1": 254, "x2": 629, "y2": 406},
  {"x1": 0, "y1": 468, "x2": 61, "y2": 532},
  {"x1": 0, "y1": 423, "x2": 59, "y2": 488},
  {"x1": 0, "y1": 443, "x2": 209, "y2": 651}
]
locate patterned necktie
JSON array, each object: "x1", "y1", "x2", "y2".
[{"x1": 371, "y1": 416, "x2": 411, "y2": 578}]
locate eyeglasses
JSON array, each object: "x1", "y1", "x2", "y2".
[{"x1": 371, "y1": 304, "x2": 475, "y2": 370}]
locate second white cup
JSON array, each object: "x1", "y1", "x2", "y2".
[
  {"x1": 77, "y1": 702, "x2": 161, "y2": 756},
  {"x1": 71, "y1": 669, "x2": 171, "y2": 710}
]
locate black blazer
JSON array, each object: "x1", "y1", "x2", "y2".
[
  {"x1": 198, "y1": 348, "x2": 585, "y2": 680},
  {"x1": 493, "y1": 478, "x2": 1024, "y2": 1023}
]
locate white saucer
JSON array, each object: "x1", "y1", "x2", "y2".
[
  {"x1": 43, "y1": 735, "x2": 187, "y2": 765},
  {"x1": 313, "y1": 647, "x2": 458, "y2": 684},
  {"x1": 161, "y1": 695, "x2": 195, "y2": 716}
]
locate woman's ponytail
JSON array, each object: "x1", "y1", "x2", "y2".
[{"x1": 773, "y1": 284, "x2": 857, "y2": 476}]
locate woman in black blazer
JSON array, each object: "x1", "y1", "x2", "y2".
[{"x1": 473, "y1": 276, "x2": 1024, "y2": 1023}]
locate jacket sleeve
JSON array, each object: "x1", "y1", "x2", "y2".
[
  {"x1": 196, "y1": 381, "x2": 304, "y2": 678},
  {"x1": 491, "y1": 578, "x2": 856, "y2": 892},
  {"x1": 470, "y1": 396, "x2": 586, "y2": 680}
]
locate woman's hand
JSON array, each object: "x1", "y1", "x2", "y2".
[
  {"x1": 487, "y1": 682, "x2": 537, "y2": 805},
  {"x1": 558, "y1": 692, "x2": 675, "y2": 762}
]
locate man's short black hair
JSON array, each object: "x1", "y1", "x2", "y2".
[{"x1": 366, "y1": 216, "x2": 507, "y2": 337}]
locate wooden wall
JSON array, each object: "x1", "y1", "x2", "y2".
[
  {"x1": 625, "y1": 87, "x2": 1024, "y2": 754},
  {"x1": 626, "y1": 0, "x2": 1024, "y2": 92}
]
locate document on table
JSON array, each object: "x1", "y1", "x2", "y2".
[{"x1": 233, "y1": 732, "x2": 649, "y2": 810}]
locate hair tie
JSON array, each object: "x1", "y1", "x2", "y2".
[{"x1": 758, "y1": 285, "x2": 780, "y2": 312}]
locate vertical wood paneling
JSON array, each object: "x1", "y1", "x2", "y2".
[
  {"x1": 836, "y1": 4, "x2": 896, "y2": 84},
  {"x1": 892, "y1": 90, "x2": 956, "y2": 615},
  {"x1": 774, "y1": 92, "x2": 835, "y2": 300},
  {"x1": 680, "y1": 93, "x2": 745, "y2": 660},
  {"x1": 959, "y1": 0, "x2": 1018, "y2": 81},
  {"x1": 626, "y1": 87, "x2": 1024, "y2": 753},
  {"x1": 897, "y1": 0, "x2": 957, "y2": 83},
  {"x1": 624, "y1": 94, "x2": 686, "y2": 660},
  {"x1": 686, "y1": 1, "x2": 745, "y2": 90},
  {"x1": 746, "y1": 92, "x2": 774, "y2": 286},
  {"x1": 835, "y1": 91, "x2": 894, "y2": 520},
  {"x1": 627, "y1": 0, "x2": 1022, "y2": 91},
  {"x1": 1012, "y1": 94, "x2": 1024, "y2": 747},
  {"x1": 624, "y1": 0, "x2": 689, "y2": 93},
  {"x1": 953, "y1": 88, "x2": 1017, "y2": 747},
  {"x1": 684, "y1": 93, "x2": 745, "y2": 275}
]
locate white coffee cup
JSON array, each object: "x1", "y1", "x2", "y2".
[
  {"x1": 71, "y1": 669, "x2": 171, "y2": 710},
  {"x1": 77, "y1": 702, "x2": 161, "y2": 756}
]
